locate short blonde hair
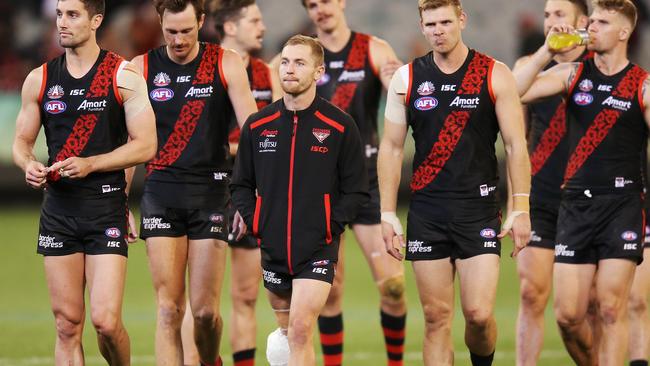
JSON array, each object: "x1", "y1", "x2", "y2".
[
  {"x1": 418, "y1": 0, "x2": 463, "y2": 18},
  {"x1": 283, "y1": 35, "x2": 324, "y2": 66},
  {"x1": 592, "y1": 0, "x2": 638, "y2": 28}
]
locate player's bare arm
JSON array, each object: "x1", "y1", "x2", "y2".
[
  {"x1": 13, "y1": 66, "x2": 47, "y2": 189},
  {"x1": 492, "y1": 62, "x2": 532, "y2": 257},
  {"x1": 222, "y1": 48, "x2": 258, "y2": 128},
  {"x1": 378, "y1": 69, "x2": 409, "y2": 260},
  {"x1": 369, "y1": 36, "x2": 403, "y2": 89},
  {"x1": 50, "y1": 62, "x2": 157, "y2": 178}
]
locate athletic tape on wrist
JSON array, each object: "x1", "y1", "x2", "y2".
[
  {"x1": 502, "y1": 210, "x2": 529, "y2": 232},
  {"x1": 512, "y1": 193, "x2": 530, "y2": 197},
  {"x1": 381, "y1": 212, "x2": 404, "y2": 236}
]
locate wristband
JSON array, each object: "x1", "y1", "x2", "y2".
[
  {"x1": 381, "y1": 211, "x2": 404, "y2": 236},
  {"x1": 512, "y1": 193, "x2": 530, "y2": 197}
]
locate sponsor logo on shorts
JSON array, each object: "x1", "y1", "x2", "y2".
[
  {"x1": 312, "y1": 128, "x2": 331, "y2": 143},
  {"x1": 47, "y1": 85, "x2": 64, "y2": 99},
  {"x1": 213, "y1": 172, "x2": 228, "y2": 181},
  {"x1": 210, "y1": 214, "x2": 224, "y2": 224},
  {"x1": 263, "y1": 269, "x2": 282, "y2": 284},
  {"x1": 105, "y1": 228, "x2": 121, "y2": 238},
  {"x1": 530, "y1": 231, "x2": 542, "y2": 242},
  {"x1": 44, "y1": 100, "x2": 67, "y2": 114},
  {"x1": 365, "y1": 144, "x2": 378, "y2": 158},
  {"x1": 408, "y1": 240, "x2": 432, "y2": 253},
  {"x1": 313, "y1": 267, "x2": 328, "y2": 274},
  {"x1": 312, "y1": 260, "x2": 330, "y2": 267},
  {"x1": 615, "y1": 177, "x2": 634, "y2": 188},
  {"x1": 417, "y1": 81, "x2": 435, "y2": 95},
  {"x1": 210, "y1": 226, "x2": 223, "y2": 233},
  {"x1": 480, "y1": 228, "x2": 496, "y2": 239},
  {"x1": 621, "y1": 231, "x2": 638, "y2": 241},
  {"x1": 484, "y1": 241, "x2": 497, "y2": 248},
  {"x1": 414, "y1": 97, "x2": 438, "y2": 111},
  {"x1": 573, "y1": 92, "x2": 593, "y2": 106},
  {"x1": 38, "y1": 234, "x2": 63, "y2": 249},
  {"x1": 624, "y1": 243, "x2": 638, "y2": 250},
  {"x1": 578, "y1": 79, "x2": 593, "y2": 92},
  {"x1": 107, "y1": 241, "x2": 121, "y2": 248},
  {"x1": 101, "y1": 185, "x2": 121, "y2": 193},
  {"x1": 153, "y1": 72, "x2": 171, "y2": 87},
  {"x1": 150, "y1": 88, "x2": 174, "y2": 102},
  {"x1": 555, "y1": 244, "x2": 575, "y2": 257},
  {"x1": 142, "y1": 217, "x2": 171, "y2": 230}
]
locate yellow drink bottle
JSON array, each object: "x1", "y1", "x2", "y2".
[{"x1": 548, "y1": 30, "x2": 589, "y2": 51}]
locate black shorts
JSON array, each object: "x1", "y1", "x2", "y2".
[
  {"x1": 139, "y1": 192, "x2": 229, "y2": 241},
  {"x1": 555, "y1": 194, "x2": 645, "y2": 264},
  {"x1": 406, "y1": 209, "x2": 501, "y2": 261},
  {"x1": 262, "y1": 259, "x2": 336, "y2": 294},
  {"x1": 38, "y1": 205, "x2": 128, "y2": 257},
  {"x1": 528, "y1": 200, "x2": 560, "y2": 250},
  {"x1": 350, "y1": 173, "x2": 380, "y2": 226},
  {"x1": 227, "y1": 204, "x2": 260, "y2": 249}
]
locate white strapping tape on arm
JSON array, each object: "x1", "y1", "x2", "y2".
[{"x1": 381, "y1": 211, "x2": 404, "y2": 236}]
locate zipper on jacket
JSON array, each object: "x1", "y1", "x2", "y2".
[{"x1": 287, "y1": 112, "x2": 298, "y2": 274}]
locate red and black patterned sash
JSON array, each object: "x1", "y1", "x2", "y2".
[
  {"x1": 563, "y1": 65, "x2": 647, "y2": 185},
  {"x1": 146, "y1": 44, "x2": 220, "y2": 176},
  {"x1": 48, "y1": 52, "x2": 123, "y2": 181},
  {"x1": 410, "y1": 52, "x2": 494, "y2": 192},
  {"x1": 250, "y1": 57, "x2": 272, "y2": 110},
  {"x1": 330, "y1": 33, "x2": 370, "y2": 112}
]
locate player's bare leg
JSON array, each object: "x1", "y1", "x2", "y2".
[
  {"x1": 412, "y1": 259, "x2": 455, "y2": 366},
  {"x1": 596, "y1": 258, "x2": 637, "y2": 365},
  {"x1": 318, "y1": 235, "x2": 345, "y2": 365},
  {"x1": 146, "y1": 236, "x2": 189, "y2": 365},
  {"x1": 86, "y1": 254, "x2": 130, "y2": 365},
  {"x1": 230, "y1": 247, "x2": 262, "y2": 359},
  {"x1": 515, "y1": 247, "x2": 554, "y2": 366},
  {"x1": 629, "y1": 249, "x2": 650, "y2": 364},
  {"x1": 457, "y1": 254, "x2": 499, "y2": 364},
  {"x1": 289, "y1": 279, "x2": 332, "y2": 365},
  {"x1": 553, "y1": 263, "x2": 597, "y2": 366},
  {"x1": 181, "y1": 297, "x2": 199, "y2": 366},
  {"x1": 187, "y1": 239, "x2": 228, "y2": 365},
  {"x1": 45, "y1": 254, "x2": 86, "y2": 365}
]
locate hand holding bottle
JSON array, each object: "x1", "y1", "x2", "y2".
[{"x1": 545, "y1": 24, "x2": 589, "y2": 53}]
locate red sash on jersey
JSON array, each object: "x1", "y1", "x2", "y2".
[
  {"x1": 330, "y1": 33, "x2": 370, "y2": 112},
  {"x1": 229, "y1": 57, "x2": 273, "y2": 144},
  {"x1": 529, "y1": 52, "x2": 593, "y2": 176},
  {"x1": 47, "y1": 52, "x2": 123, "y2": 182},
  {"x1": 146, "y1": 44, "x2": 221, "y2": 176},
  {"x1": 563, "y1": 65, "x2": 648, "y2": 185},
  {"x1": 410, "y1": 52, "x2": 494, "y2": 192}
]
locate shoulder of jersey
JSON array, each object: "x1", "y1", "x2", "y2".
[
  {"x1": 318, "y1": 97, "x2": 355, "y2": 128},
  {"x1": 246, "y1": 99, "x2": 282, "y2": 127}
]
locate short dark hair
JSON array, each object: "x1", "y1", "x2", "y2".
[
  {"x1": 211, "y1": 0, "x2": 255, "y2": 41},
  {"x1": 153, "y1": 0, "x2": 205, "y2": 21},
  {"x1": 566, "y1": 0, "x2": 589, "y2": 16},
  {"x1": 65, "y1": 0, "x2": 104, "y2": 17},
  {"x1": 592, "y1": 0, "x2": 638, "y2": 27},
  {"x1": 283, "y1": 34, "x2": 324, "y2": 66}
]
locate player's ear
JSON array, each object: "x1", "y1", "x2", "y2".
[
  {"x1": 459, "y1": 11, "x2": 467, "y2": 29},
  {"x1": 576, "y1": 14, "x2": 589, "y2": 29},
  {"x1": 91, "y1": 13, "x2": 103, "y2": 31},
  {"x1": 198, "y1": 13, "x2": 205, "y2": 30}
]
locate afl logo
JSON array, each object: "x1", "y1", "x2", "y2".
[
  {"x1": 621, "y1": 231, "x2": 638, "y2": 241},
  {"x1": 573, "y1": 92, "x2": 593, "y2": 106},
  {"x1": 153, "y1": 72, "x2": 171, "y2": 87},
  {"x1": 44, "y1": 100, "x2": 67, "y2": 114},
  {"x1": 105, "y1": 227, "x2": 122, "y2": 238},
  {"x1": 317, "y1": 73, "x2": 331, "y2": 86},
  {"x1": 578, "y1": 79, "x2": 593, "y2": 92},
  {"x1": 480, "y1": 228, "x2": 497, "y2": 239},
  {"x1": 150, "y1": 88, "x2": 174, "y2": 102},
  {"x1": 209, "y1": 214, "x2": 224, "y2": 224},
  {"x1": 414, "y1": 97, "x2": 438, "y2": 111},
  {"x1": 47, "y1": 85, "x2": 65, "y2": 99}
]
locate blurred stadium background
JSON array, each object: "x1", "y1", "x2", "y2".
[{"x1": 1, "y1": 0, "x2": 649, "y2": 365}]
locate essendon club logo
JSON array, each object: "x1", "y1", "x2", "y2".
[
  {"x1": 312, "y1": 128, "x2": 331, "y2": 143},
  {"x1": 44, "y1": 100, "x2": 67, "y2": 114},
  {"x1": 47, "y1": 85, "x2": 64, "y2": 99},
  {"x1": 153, "y1": 72, "x2": 171, "y2": 87}
]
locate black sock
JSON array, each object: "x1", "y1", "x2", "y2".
[
  {"x1": 470, "y1": 351, "x2": 494, "y2": 366},
  {"x1": 380, "y1": 310, "x2": 406, "y2": 366},
  {"x1": 233, "y1": 348, "x2": 256, "y2": 366},
  {"x1": 630, "y1": 360, "x2": 649, "y2": 366},
  {"x1": 318, "y1": 313, "x2": 344, "y2": 366}
]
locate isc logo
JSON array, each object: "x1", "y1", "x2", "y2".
[
  {"x1": 177, "y1": 75, "x2": 191, "y2": 83},
  {"x1": 624, "y1": 243, "x2": 638, "y2": 250},
  {"x1": 441, "y1": 84, "x2": 457, "y2": 91},
  {"x1": 484, "y1": 241, "x2": 497, "y2": 248},
  {"x1": 70, "y1": 89, "x2": 85, "y2": 96},
  {"x1": 313, "y1": 267, "x2": 328, "y2": 275},
  {"x1": 310, "y1": 146, "x2": 329, "y2": 154},
  {"x1": 107, "y1": 241, "x2": 120, "y2": 248}
]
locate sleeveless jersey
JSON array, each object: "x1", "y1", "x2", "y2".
[
  {"x1": 528, "y1": 51, "x2": 592, "y2": 204},
  {"x1": 228, "y1": 56, "x2": 273, "y2": 146},
  {"x1": 317, "y1": 32, "x2": 382, "y2": 166},
  {"x1": 40, "y1": 50, "x2": 127, "y2": 216},
  {"x1": 405, "y1": 49, "x2": 500, "y2": 221},
  {"x1": 143, "y1": 43, "x2": 234, "y2": 208},
  {"x1": 564, "y1": 58, "x2": 648, "y2": 195}
]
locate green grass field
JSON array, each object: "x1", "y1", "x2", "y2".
[{"x1": 0, "y1": 207, "x2": 574, "y2": 365}]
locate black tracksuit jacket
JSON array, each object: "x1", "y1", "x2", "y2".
[{"x1": 230, "y1": 96, "x2": 369, "y2": 275}]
